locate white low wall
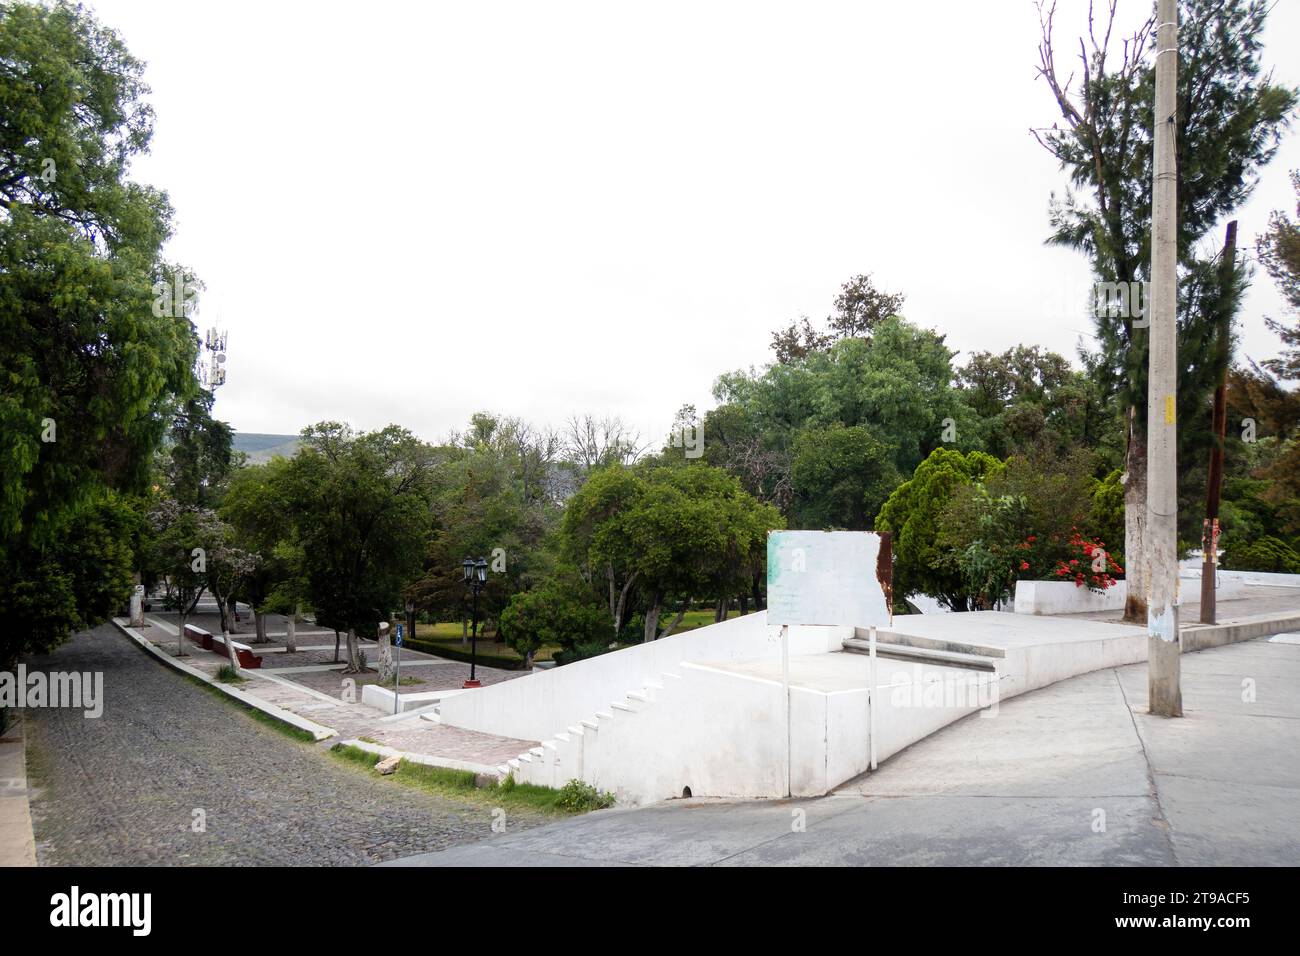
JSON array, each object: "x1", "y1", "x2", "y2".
[
  {"x1": 437, "y1": 611, "x2": 852, "y2": 742},
  {"x1": 1015, "y1": 574, "x2": 1247, "y2": 614},
  {"x1": 1197, "y1": 568, "x2": 1300, "y2": 589}
]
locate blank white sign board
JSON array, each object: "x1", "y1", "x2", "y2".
[{"x1": 766, "y1": 530, "x2": 890, "y2": 628}]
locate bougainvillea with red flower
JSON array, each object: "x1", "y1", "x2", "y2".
[{"x1": 1052, "y1": 532, "x2": 1123, "y2": 592}]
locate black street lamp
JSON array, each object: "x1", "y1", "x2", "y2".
[{"x1": 462, "y1": 556, "x2": 488, "y2": 688}]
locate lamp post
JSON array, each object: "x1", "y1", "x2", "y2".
[{"x1": 462, "y1": 556, "x2": 488, "y2": 688}]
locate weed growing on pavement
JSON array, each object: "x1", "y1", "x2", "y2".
[{"x1": 327, "y1": 744, "x2": 613, "y2": 815}]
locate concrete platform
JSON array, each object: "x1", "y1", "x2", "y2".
[{"x1": 386, "y1": 633, "x2": 1300, "y2": 867}]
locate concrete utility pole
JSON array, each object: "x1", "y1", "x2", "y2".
[{"x1": 1147, "y1": 0, "x2": 1182, "y2": 717}]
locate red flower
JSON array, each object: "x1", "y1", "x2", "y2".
[{"x1": 1020, "y1": 561, "x2": 1030, "y2": 571}]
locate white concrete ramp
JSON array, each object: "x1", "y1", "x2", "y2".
[{"x1": 435, "y1": 610, "x2": 1163, "y2": 805}]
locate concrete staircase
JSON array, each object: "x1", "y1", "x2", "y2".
[
  {"x1": 841, "y1": 634, "x2": 999, "y2": 672},
  {"x1": 495, "y1": 670, "x2": 680, "y2": 794}
]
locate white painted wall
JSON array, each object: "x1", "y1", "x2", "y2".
[
  {"x1": 437, "y1": 610, "x2": 852, "y2": 741},
  {"x1": 502, "y1": 614, "x2": 1153, "y2": 804},
  {"x1": 1188, "y1": 568, "x2": 1300, "y2": 589},
  {"x1": 1014, "y1": 575, "x2": 1247, "y2": 614}
]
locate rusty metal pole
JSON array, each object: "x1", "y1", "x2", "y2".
[{"x1": 1200, "y1": 221, "x2": 1237, "y2": 624}]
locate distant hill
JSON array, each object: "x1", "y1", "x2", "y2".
[{"x1": 232, "y1": 432, "x2": 300, "y2": 464}]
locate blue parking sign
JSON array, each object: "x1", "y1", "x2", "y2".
[{"x1": 395, "y1": 623, "x2": 404, "y2": 646}]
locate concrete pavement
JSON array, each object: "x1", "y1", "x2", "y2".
[
  {"x1": 385, "y1": 633, "x2": 1300, "y2": 866},
  {"x1": 0, "y1": 713, "x2": 36, "y2": 866}
]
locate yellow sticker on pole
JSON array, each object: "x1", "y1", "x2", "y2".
[{"x1": 1165, "y1": 395, "x2": 1176, "y2": 424}]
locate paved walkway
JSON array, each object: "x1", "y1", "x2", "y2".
[
  {"x1": 132, "y1": 610, "x2": 536, "y2": 768},
  {"x1": 22, "y1": 624, "x2": 548, "y2": 865},
  {"x1": 386, "y1": 633, "x2": 1300, "y2": 866}
]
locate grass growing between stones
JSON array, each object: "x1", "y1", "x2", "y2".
[
  {"x1": 328, "y1": 743, "x2": 614, "y2": 815},
  {"x1": 181, "y1": 673, "x2": 318, "y2": 743}
]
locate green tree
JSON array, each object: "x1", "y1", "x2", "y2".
[
  {"x1": 770, "y1": 274, "x2": 905, "y2": 363},
  {"x1": 1, "y1": 2, "x2": 197, "y2": 670},
  {"x1": 1256, "y1": 171, "x2": 1300, "y2": 381},
  {"x1": 874, "y1": 448, "x2": 1001, "y2": 611},
  {"x1": 283, "y1": 423, "x2": 436, "y2": 673},
  {"x1": 956, "y1": 345, "x2": 1119, "y2": 465},
  {"x1": 561, "y1": 463, "x2": 781, "y2": 641},
  {"x1": 1034, "y1": 0, "x2": 1296, "y2": 620},
  {"x1": 221, "y1": 458, "x2": 297, "y2": 643},
  {"x1": 790, "y1": 424, "x2": 898, "y2": 530},
  {"x1": 498, "y1": 575, "x2": 607, "y2": 666},
  {"x1": 710, "y1": 315, "x2": 979, "y2": 527},
  {"x1": 939, "y1": 451, "x2": 1102, "y2": 609}
]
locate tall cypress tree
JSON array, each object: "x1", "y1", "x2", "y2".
[{"x1": 1034, "y1": 0, "x2": 1295, "y2": 620}]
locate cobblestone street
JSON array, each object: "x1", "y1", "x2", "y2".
[{"x1": 23, "y1": 624, "x2": 544, "y2": 866}]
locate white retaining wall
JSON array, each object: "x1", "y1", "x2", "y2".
[
  {"x1": 499, "y1": 611, "x2": 1152, "y2": 804},
  {"x1": 436, "y1": 611, "x2": 851, "y2": 742},
  {"x1": 1015, "y1": 574, "x2": 1247, "y2": 615}
]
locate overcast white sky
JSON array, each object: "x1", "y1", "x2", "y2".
[{"x1": 91, "y1": 0, "x2": 1300, "y2": 446}]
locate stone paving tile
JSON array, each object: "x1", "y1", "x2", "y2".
[
  {"x1": 23, "y1": 625, "x2": 548, "y2": 866},
  {"x1": 280, "y1": 660, "x2": 520, "y2": 698}
]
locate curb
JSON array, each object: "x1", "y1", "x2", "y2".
[
  {"x1": 111, "y1": 619, "x2": 338, "y2": 742},
  {"x1": 0, "y1": 711, "x2": 37, "y2": 866},
  {"x1": 1180, "y1": 611, "x2": 1300, "y2": 653},
  {"x1": 337, "y1": 738, "x2": 503, "y2": 779}
]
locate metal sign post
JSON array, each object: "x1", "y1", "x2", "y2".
[
  {"x1": 869, "y1": 625, "x2": 878, "y2": 771},
  {"x1": 393, "y1": 623, "x2": 403, "y2": 715},
  {"x1": 781, "y1": 624, "x2": 791, "y2": 798}
]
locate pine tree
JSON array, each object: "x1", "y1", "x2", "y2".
[{"x1": 1033, "y1": 0, "x2": 1295, "y2": 620}]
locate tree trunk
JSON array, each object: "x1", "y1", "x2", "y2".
[
  {"x1": 253, "y1": 610, "x2": 268, "y2": 643},
  {"x1": 461, "y1": 613, "x2": 468, "y2": 646},
  {"x1": 739, "y1": 594, "x2": 749, "y2": 616},
  {"x1": 226, "y1": 596, "x2": 241, "y2": 634},
  {"x1": 344, "y1": 627, "x2": 364, "y2": 674},
  {"x1": 285, "y1": 609, "x2": 297, "y2": 654},
  {"x1": 659, "y1": 602, "x2": 690, "y2": 639},
  {"x1": 1122, "y1": 420, "x2": 1149, "y2": 624},
  {"x1": 377, "y1": 622, "x2": 395, "y2": 683},
  {"x1": 177, "y1": 609, "x2": 187, "y2": 658},
  {"x1": 714, "y1": 598, "x2": 727, "y2": 623},
  {"x1": 333, "y1": 628, "x2": 341, "y2": 663},
  {"x1": 213, "y1": 585, "x2": 228, "y2": 633},
  {"x1": 751, "y1": 572, "x2": 764, "y2": 611},
  {"x1": 612, "y1": 568, "x2": 637, "y2": 638},
  {"x1": 222, "y1": 627, "x2": 240, "y2": 672},
  {"x1": 644, "y1": 590, "x2": 663, "y2": 643}
]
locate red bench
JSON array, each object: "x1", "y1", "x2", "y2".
[{"x1": 183, "y1": 624, "x2": 262, "y2": 669}]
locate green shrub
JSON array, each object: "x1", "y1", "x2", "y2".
[
  {"x1": 553, "y1": 639, "x2": 614, "y2": 667},
  {"x1": 1221, "y1": 536, "x2": 1300, "y2": 574},
  {"x1": 216, "y1": 664, "x2": 245, "y2": 683},
  {"x1": 499, "y1": 577, "x2": 609, "y2": 664},
  {"x1": 555, "y1": 779, "x2": 616, "y2": 812}
]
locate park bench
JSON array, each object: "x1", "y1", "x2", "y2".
[{"x1": 183, "y1": 624, "x2": 263, "y2": 669}]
